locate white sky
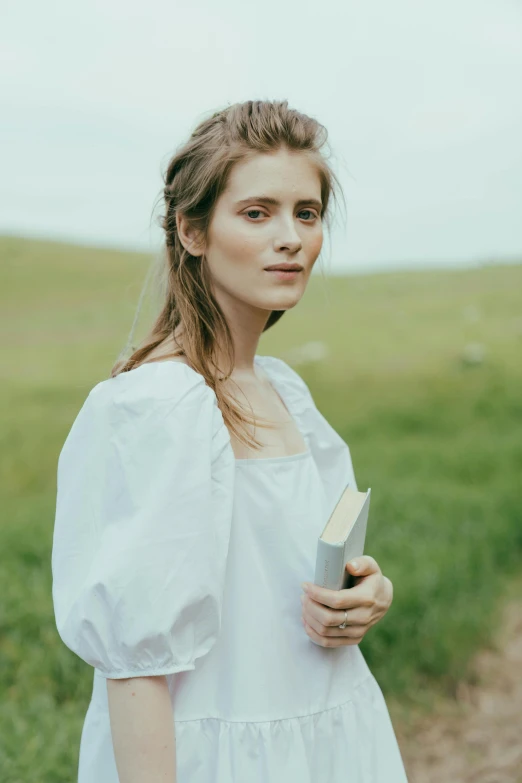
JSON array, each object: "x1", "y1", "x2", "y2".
[{"x1": 1, "y1": 0, "x2": 521, "y2": 273}]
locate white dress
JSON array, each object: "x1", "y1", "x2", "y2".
[{"x1": 51, "y1": 354, "x2": 408, "y2": 783}]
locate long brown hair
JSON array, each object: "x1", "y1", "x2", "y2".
[{"x1": 110, "y1": 99, "x2": 344, "y2": 451}]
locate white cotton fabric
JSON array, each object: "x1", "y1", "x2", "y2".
[{"x1": 51, "y1": 355, "x2": 408, "y2": 783}]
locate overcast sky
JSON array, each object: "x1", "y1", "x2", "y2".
[{"x1": 1, "y1": 0, "x2": 521, "y2": 273}]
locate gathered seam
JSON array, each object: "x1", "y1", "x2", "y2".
[
  {"x1": 174, "y1": 672, "x2": 375, "y2": 725},
  {"x1": 94, "y1": 662, "x2": 196, "y2": 679}
]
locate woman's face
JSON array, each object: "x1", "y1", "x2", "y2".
[{"x1": 201, "y1": 147, "x2": 324, "y2": 317}]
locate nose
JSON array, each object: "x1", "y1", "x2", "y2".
[{"x1": 273, "y1": 219, "x2": 302, "y2": 254}]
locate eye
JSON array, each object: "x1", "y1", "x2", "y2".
[
  {"x1": 244, "y1": 209, "x2": 319, "y2": 222},
  {"x1": 244, "y1": 209, "x2": 267, "y2": 220},
  {"x1": 298, "y1": 210, "x2": 318, "y2": 222}
]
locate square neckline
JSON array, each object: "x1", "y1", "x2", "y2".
[
  {"x1": 233, "y1": 448, "x2": 311, "y2": 465},
  {"x1": 137, "y1": 354, "x2": 311, "y2": 465},
  {"x1": 234, "y1": 355, "x2": 311, "y2": 464}
]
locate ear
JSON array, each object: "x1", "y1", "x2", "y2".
[{"x1": 176, "y1": 212, "x2": 206, "y2": 257}]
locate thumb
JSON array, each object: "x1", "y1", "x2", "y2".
[{"x1": 346, "y1": 555, "x2": 379, "y2": 576}]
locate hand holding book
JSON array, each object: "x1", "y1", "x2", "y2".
[
  {"x1": 300, "y1": 555, "x2": 393, "y2": 648},
  {"x1": 299, "y1": 485, "x2": 393, "y2": 647}
]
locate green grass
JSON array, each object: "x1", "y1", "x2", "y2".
[{"x1": 1, "y1": 234, "x2": 521, "y2": 780}]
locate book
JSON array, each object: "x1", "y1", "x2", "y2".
[{"x1": 313, "y1": 485, "x2": 372, "y2": 590}]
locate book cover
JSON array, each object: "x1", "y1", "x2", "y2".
[{"x1": 313, "y1": 486, "x2": 371, "y2": 590}]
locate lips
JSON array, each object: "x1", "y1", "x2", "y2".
[{"x1": 264, "y1": 264, "x2": 303, "y2": 271}]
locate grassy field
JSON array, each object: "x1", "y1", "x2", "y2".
[{"x1": 1, "y1": 234, "x2": 521, "y2": 781}]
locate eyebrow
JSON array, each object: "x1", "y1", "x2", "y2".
[{"x1": 235, "y1": 195, "x2": 323, "y2": 211}]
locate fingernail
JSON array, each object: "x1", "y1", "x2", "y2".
[
  {"x1": 301, "y1": 582, "x2": 310, "y2": 593},
  {"x1": 350, "y1": 560, "x2": 359, "y2": 571}
]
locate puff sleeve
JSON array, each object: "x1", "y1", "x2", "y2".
[{"x1": 51, "y1": 362, "x2": 235, "y2": 679}]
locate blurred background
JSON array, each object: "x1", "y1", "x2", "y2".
[{"x1": 1, "y1": 1, "x2": 521, "y2": 781}]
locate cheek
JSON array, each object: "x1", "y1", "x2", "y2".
[
  {"x1": 307, "y1": 227, "x2": 324, "y2": 259},
  {"x1": 212, "y1": 220, "x2": 263, "y2": 266},
  {"x1": 233, "y1": 233, "x2": 266, "y2": 262},
  {"x1": 206, "y1": 231, "x2": 263, "y2": 297}
]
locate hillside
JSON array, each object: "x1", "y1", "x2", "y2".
[{"x1": 1, "y1": 235, "x2": 521, "y2": 781}]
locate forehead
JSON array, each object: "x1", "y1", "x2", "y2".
[{"x1": 222, "y1": 148, "x2": 322, "y2": 201}]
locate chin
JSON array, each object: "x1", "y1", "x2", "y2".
[
  {"x1": 265, "y1": 293, "x2": 302, "y2": 311},
  {"x1": 244, "y1": 285, "x2": 305, "y2": 313}
]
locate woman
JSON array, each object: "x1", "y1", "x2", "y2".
[{"x1": 52, "y1": 99, "x2": 408, "y2": 783}]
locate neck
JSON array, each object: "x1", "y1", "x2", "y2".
[{"x1": 212, "y1": 289, "x2": 272, "y2": 379}]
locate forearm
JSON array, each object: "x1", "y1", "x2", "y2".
[{"x1": 107, "y1": 675, "x2": 177, "y2": 783}]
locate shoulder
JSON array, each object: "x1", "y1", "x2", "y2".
[
  {"x1": 61, "y1": 360, "x2": 230, "y2": 470},
  {"x1": 88, "y1": 359, "x2": 217, "y2": 416},
  {"x1": 255, "y1": 354, "x2": 314, "y2": 401},
  {"x1": 68, "y1": 360, "x2": 224, "y2": 453}
]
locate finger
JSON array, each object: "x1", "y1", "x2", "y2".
[
  {"x1": 324, "y1": 623, "x2": 367, "y2": 640},
  {"x1": 345, "y1": 555, "x2": 381, "y2": 577},
  {"x1": 304, "y1": 598, "x2": 371, "y2": 630},
  {"x1": 304, "y1": 607, "x2": 368, "y2": 639},
  {"x1": 303, "y1": 617, "x2": 366, "y2": 646},
  {"x1": 301, "y1": 580, "x2": 371, "y2": 611},
  {"x1": 302, "y1": 618, "x2": 342, "y2": 647}
]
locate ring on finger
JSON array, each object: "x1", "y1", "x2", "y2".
[{"x1": 338, "y1": 609, "x2": 348, "y2": 629}]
